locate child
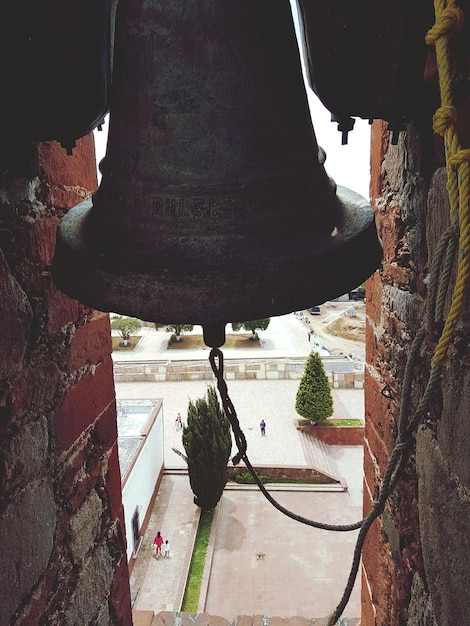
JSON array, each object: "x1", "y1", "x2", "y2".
[
  {"x1": 163, "y1": 539, "x2": 171, "y2": 558},
  {"x1": 153, "y1": 531, "x2": 164, "y2": 558}
]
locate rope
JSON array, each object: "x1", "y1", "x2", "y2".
[
  {"x1": 209, "y1": 198, "x2": 461, "y2": 624},
  {"x1": 426, "y1": 0, "x2": 470, "y2": 366},
  {"x1": 426, "y1": 225, "x2": 458, "y2": 330},
  {"x1": 327, "y1": 3, "x2": 470, "y2": 619},
  {"x1": 210, "y1": 348, "x2": 364, "y2": 533},
  {"x1": 425, "y1": 6, "x2": 464, "y2": 45},
  {"x1": 204, "y1": 3, "x2": 469, "y2": 622}
]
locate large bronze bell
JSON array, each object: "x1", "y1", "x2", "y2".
[{"x1": 53, "y1": 0, "x2": 382, "y2": 347}]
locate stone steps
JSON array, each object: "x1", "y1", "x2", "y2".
[{"x1": 299, "y1": 432, "x2": 341, "y2": 481}]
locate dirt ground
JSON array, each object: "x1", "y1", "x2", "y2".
[
  {"x1": 112, "y1": 302, "x2": 366, "y2": 360},
  {"x1": 167, "y1": 333, "x2": 258, "y2": 350},
  {"x1": 299, "y1": 300, "x2": 366, "y2": 362},
  {"x1": 165, "y1": 305, "x2": 367, "y2": 359}
]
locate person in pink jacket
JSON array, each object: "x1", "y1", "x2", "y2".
[{"x1": 153, "y1": 531, "x2": 164, "y2": 558}]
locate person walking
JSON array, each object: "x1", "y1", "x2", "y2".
[
  {"x1": 260, "y1": 419, "x2": 266, "y2": 436},
  {"x1": 153, "y1": 531, "x2": 164, "y2": 558},
  {"x1": 163, "y1": 539, "x2": 171, "y2": 558},
  {"x1": 175, "y1": 413, "x2": 183, "y2": 431}
]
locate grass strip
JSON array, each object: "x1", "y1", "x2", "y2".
[
  {"x1": 181, "y1": 509, "x2": 214, "y2": 612},
  {"x1": 322, "y1": 419, "x2": 362, "y2": 427}
]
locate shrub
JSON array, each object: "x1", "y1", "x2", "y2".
[
  {"x1": 182, "y1": 386, "x2": 232, "y2": 511},
  {"x1": 235, "y1": 471, "x2": 268, "y2": 484},
  {"x1": 295, "y1": 351, "x2": 333, "y2": 423},
  {"x1": 231, "y1": 318, "x2": 270, "y2": 339},
  {"x1": 110, "y1": 316, "x2": 141, "y2": 345}
]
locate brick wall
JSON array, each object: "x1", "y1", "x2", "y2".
[
  {"x1": 363, "y1": 21, "x2": 470, "y2": 621},
  {"x1": 0, "y1": 138, "x2": 132, "y2": 625},
  {"x1": 362, "y1": 117, "x2": 432, "y2": 625}
]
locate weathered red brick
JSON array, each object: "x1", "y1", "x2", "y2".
[
  {"x1": 370, "y1": 120, "x2": 389, "y2": 201},
  {"x1": 110, "y1": 556, "x2": 133, "y2": 625},
  {"x1": 364, "y1": 419, "x2": 396, "y2": 479},
  {"x1": 363, "y1": 441, "x2": 381, "y2": 499},
  {"x1": 67, "y1": 313, "x2": 112, "y2": 372},
  {"x1": 107, "y1": 443, "x2": 125, "y2": 520},
  {"x1": 94, "y1": 402, "x2": 118, "y2": 453},
  {"x1": 361, "y1": 568, "x2": 376, "y2": 626},
  {"x1": 365, "y1": 322, "x2": 378, "y2": 368},
  {"x1": 8, "y1": 362, "x2": 61, "y2": 422},
  {"x1": 365, "y1": 272, "x2": 383, "y2": 327},
  {"x1": 46, "y1": 285, "x2": 83, "y2": 333},
  {"x1": 364, "y1": 368, "x2": 397, "y2": 456},
  {"x1": 362, "y1": 490, "x2": 399, "y2": 626},
  {"x1": 59, "y1": 440, "x2": 108, "y2": 513},
  {"x1": 381, "y1": 262, "x2": 411, "y2": 290},
  {"x1": 38, "y1": 135, "x2": 98, "y2": 205},
  {"x1": 53, "y1": 357, "x2": 115, "y2": 454},
  {"x1": 23, "y1": 216, "x2": 59, "y2": 267}
]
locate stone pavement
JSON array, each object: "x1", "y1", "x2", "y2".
[
  {"x1": 130, "y1": 475, "x2": 198, "y2": 612},
  {"x1": 130, "y1": 468, "x2": 363, "y2": 621},
  {"x1": 118, "y1": 314, "x2": 365, "y2": 623}
]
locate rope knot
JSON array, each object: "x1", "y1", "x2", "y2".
[
  {"x1": 432, "y1": 105, "x2": 457, "y2": 136},
  {"x1": 448, "y1": 148, "x2": 470, "y2": 168},
  {"x1": 425, "y1": 6, "x2": 464, "y2": 44}
]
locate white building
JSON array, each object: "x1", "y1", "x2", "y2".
[{"x1": 117, "y1": 399, "x2": 164, "y2": 569}]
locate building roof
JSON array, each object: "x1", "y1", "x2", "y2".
[{"x1": 117, "y1": 399, "x2": 161, "y2": 481}]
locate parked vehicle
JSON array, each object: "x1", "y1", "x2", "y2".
[{"x1": 309, "y1": 306, "x2": 321, "y2": 315}]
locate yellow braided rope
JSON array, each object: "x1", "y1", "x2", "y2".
[{"x1": 426, "y1": 0, "x2": 469, "y2": 366}]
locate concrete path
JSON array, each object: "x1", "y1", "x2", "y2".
[
  {"x1": 126, "y1": 379, "x2": 364, "y2": 621},
  {"x1": 130, "y1": 470, "x2": 363, "y2": 621},
  {"x1": 119, "y1": 313, "x2": 365, "y2": 622}
]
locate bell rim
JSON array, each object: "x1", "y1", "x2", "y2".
[{"x1": 52, "y1": 187, "x2": 382, "y2": 326}]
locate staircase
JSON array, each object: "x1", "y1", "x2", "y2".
[{"x1": 299, "y1": 432, "x2": 342, "y2": 482}]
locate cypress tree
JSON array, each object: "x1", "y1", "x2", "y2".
[
  {"x1": 182, "y1": 386, "x2": 232, "y2": 511},
  {"x1": 295, "y1": 351, "x2": 333, "y2": 423}
]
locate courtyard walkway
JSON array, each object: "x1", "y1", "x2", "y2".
[
  {"x1": 117, "y1": 313, "x2": 364, "y2": 623},
  {"x1": 125, "y1": 382, "x2": 364, "y2": 623}
]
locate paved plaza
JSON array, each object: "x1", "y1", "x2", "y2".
[{"x1": 117, "y1": 314, "x2": 365, "y2": 623}]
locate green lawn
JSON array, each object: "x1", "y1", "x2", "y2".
[
  {"x1": 181, "y1": 509, "x2": 214, "y2": 612},
  {"x1": 322, "y1": 418, "x2": 363, "y2": 427}
]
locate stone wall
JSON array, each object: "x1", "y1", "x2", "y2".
[
  {"x1": 114, "y1": 358, "x2": 364, "y2": 389},
  {"x1": 0, "y1": 139, "x2": 132, "y2": 625},
  {"x1": 362, "y1": 18, "x2": 470, "y2": 623}
]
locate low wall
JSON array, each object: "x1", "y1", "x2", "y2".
[
  {"x1": 226, "y1": 463, "x2": 341, "y2": 484},
  {"x1": 114, "y1": 357, "x2": 364, "y2": 389},
  {"x1": 297, "y1": 421, "x2": 364, "y2": 445}
]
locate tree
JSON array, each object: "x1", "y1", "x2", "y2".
[
  {"x1": 182, "y1": 386, "x2": 232, "y2": 511},
  {"x1": 295, "y1": 351, "x2": 333, "y2": 423},
  {"x1": 110, "y1": 316, "x2": 141, "y2": 346},
  {"x1": 166, "y1": 323, "x2": 194, "y2": 341},
  {"x1": 231, "y1": 318, "x2": 270, "y2": 340}
]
